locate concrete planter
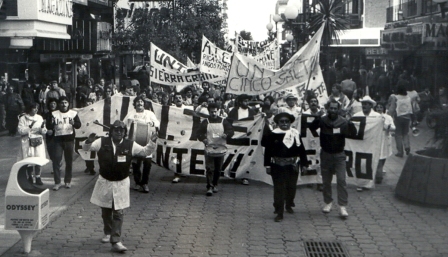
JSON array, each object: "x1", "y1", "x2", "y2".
[{"x1": 395, "y1": 149, "x2": 448, "y2": 206}]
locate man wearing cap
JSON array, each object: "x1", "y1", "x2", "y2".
[
  {"x1": 262, "y1": 112, "x2": 308, "y2": 222},
  {"x1": 309, "y1": 99, "x2": 357, "y2": 218},
  {"x1": 82, "y1": 120, "x2": 157, "y2": 253},
  {"x1": 277, "y1": 93, "x2": 302, "y2": 129},
  {"x1": 123, "y1": 96, "x2": 160, "y2": 193},
  {"x1": 352, "y1": 95, "x2": 390, "y2": 191}
]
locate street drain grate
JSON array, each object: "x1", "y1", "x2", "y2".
[{"x1": 304, "y1": 241, "x2": 351, "y2": 257}]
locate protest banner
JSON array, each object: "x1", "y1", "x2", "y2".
[
  {"x1": 74, "y1": 95, "x2": 383, "y2": 187},
  {"x1": 150, "y1": 42, "x2": 189, "y2": 73},
  {"x1": 253, "y1": 40, "x2": 280, "y2": 70},
  {"x1": 200, "y1": 35, "x2": 232, "y2": 77},
  {"x1": 149, "y1": 42, "x2": 227, "y2": 86},
  {"x1": 226, "y1": 24, "x2": 325, "y2": 96}
]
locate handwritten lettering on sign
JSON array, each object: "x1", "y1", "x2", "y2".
[
  {"x1": 227, "y1": 54, "x2": 318, "y2": 94},
  {"x1": 200, "y1": 36, "x2": 232, "y2": 77}
]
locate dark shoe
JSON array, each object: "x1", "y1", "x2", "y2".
[
  {"x1": 274, "y1": 214, "x2": 283, "y2": 222},
  {"x1": 317, "y1": 184, "x2": 324, "y2": 191},
  {"x1": 84, "y1": 168, "x2": 90, "y2": 174},
  {"x1": 28, "y1": 176, "x2": 33, "y2": 184},
  {"x1": 395, "y1": 153, "x2": 403, "y2": 158},
  {"x1": 285, "y1": 207, "x2": 294, "y2": 214},
  {"x1": 405, "y1": 148, "x2": 410, "y2": 155},
  {"x1": 35, "y1": 177, "x2": 43, "y2": 185},
  {"x1": 89, "y1": 170, "x2": 96, "y2": 175},
  {"x1": 290, "y1": 202, "x2": 295, "y2": 207},
  {"x1": 375, "y1": 178, "x2": 383, "y2": 184}
]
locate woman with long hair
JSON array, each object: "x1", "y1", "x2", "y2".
[{"x1": 388, "y1": 84, "x2": 412, "y2": 157}]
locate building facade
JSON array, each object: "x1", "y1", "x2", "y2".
[
  {"x1": 0, "y1": 0, "x2": 114, "y2": 97},
  {"x1": 381, "y1": 0, "x2": 448, "y2": 94}
]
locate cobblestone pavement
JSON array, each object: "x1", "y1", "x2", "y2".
[
  {"x1": 1, "y1": 123, "x2": 448, "y2": 257},
  {"x1": 3, "y1": 162, "x2": 448, "y2": 257}
]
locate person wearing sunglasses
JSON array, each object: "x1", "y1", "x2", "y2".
[
  {"x1": 83, "y1": 120, "x2": 157, "y2": 253},
  {"x1": 261, "y1": 112, "x2": 308, "y2": 222}
]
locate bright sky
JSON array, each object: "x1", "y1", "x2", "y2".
[{"x1": 227, "y1": 0, "x2": 302, "y2": 41}]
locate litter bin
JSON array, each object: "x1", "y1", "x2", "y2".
[{"x1": 5, "y1": 157, "x2": 50, "y2": 253}]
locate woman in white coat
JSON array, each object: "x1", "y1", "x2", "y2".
[{"x1": 17, "y1": 103, "x2": 47, "y2": 185}]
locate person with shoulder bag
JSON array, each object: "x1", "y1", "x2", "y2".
[{"x1": 17, "y1": 103, "x2": 47, "y2": 185}]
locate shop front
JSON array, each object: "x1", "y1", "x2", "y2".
[{"x1": 381, "y1": 21, "x2": 448, "y2": 94}]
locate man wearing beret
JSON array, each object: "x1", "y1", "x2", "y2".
[
  {"x1": 262, "y1": 112, "x2": 308, "y2": 222},
  {"x1": 82, "y1": 120, "x2": 157, "y2": 253}
]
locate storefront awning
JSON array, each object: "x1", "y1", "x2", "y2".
[
  {"x1": 330, "y1": 28, "x2": 382, "y2": 47},
  {"x1": 0, "y1": 20, "x2": 70, "y2": 39}
]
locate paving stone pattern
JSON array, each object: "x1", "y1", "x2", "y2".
[{"x1": 2, "y1": 167, "x2": 448, "y2": 257}]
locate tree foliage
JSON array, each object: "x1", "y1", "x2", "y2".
[
  {"x1": 308, "y1": 0, "x2": 348, "y2": 48},
  {"x1": 239, "y1": 30, "x2": 253, "y2": 41},
  {"x1": 113, "y1": 0, "x2": 226, "y2": 64}
]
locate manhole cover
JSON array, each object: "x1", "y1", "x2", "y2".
[{"x1": 304, "y1": 241, "x2": 351, "y2": 257}]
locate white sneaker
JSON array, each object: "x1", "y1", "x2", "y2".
[
  {"x1": 172, "y1": 177, "x2": 180, "y2": 183},
  {"x1": 101, "y1": 234, "x2": 110, "y2": 243},
  {"x1": 340, "y1": 206, "x2": 349, "y2": 218},
  {"x1": 65, "y1": 183, "x2": 71, "y2": 189},
  {"x1": 53, "y1": 183, "x2": 63, "y2": 191},
  {"x1": 111, "y1": 242, "x2": 128, "y2": 252},
  {"x1": 322, "y1": 202, "x2": 332, "y2": 213}
]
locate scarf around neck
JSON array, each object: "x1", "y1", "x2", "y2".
[{"x1": 272, "y1": 128, "x2": 301, "y2": 148}]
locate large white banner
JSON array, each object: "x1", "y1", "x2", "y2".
[
  {"x1": 74, "y1": 95, "x2": 384, "y2": 187},
  {"x1": 150, "y1": 42, "x2": 189, "y2": 73},
  {"x1": 226, "y1": 24, "x2": 325, "y2": 96},
  {"x1": 200, "y1": 35, "x2": 232, "y2": 77},
  {"x1": 149, "y1": 42, "x2": 227, "y2": 86}
]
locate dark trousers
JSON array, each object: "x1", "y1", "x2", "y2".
[
  {"x1": 5, "y1": 110, "x2": 20, "y2": 134},
  {"x1": 205, "y1": 155, "x2": 224, "y2": 189},
  {"x1": 52, "y1": 140, "x2": 74, "y2": 184},
  {"x1": 101, "y1": 204, "x2": 124, "y2": 244},
  {"x1": 394, "y1": 116, "x2": 411, "y2": 155},
  {"x1": 321, "y1": 151, "x2": 348, "y2": 206},
  {"x1": 86, "y1": 160, "x2": 95, "y2": 170},
  {"x1": 270, "y1": 164, "x2": 299, "y2": 214},
  {"x1": 132, "y1": 157, "x2": 152, "y2": 186}
]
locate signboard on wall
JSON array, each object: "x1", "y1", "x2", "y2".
[{"x1": 422, "y1": 23, "x2": 448, "y2": 50}]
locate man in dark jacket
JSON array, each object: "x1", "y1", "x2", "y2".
[
  {"x1": 262, "y1": 112, "x2": 308, "y2": 222},
  {"x1": 227, "y1": 94, "x2": 256, "y2": 122},
  {"x1": 309, "y1": 99, "x2": 357, "y2": 218}
]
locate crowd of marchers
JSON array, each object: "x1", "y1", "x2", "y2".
[{"x1": 0, "y1": 66, "x2": 447, "y2": 252}]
